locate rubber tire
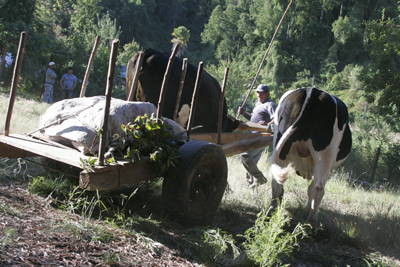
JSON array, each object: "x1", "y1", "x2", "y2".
[{"x1": 162, "y1": 140, "x2": 228, "y2": 226}]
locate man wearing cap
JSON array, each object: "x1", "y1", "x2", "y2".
[
  {"x1": 238, "y1": 84, "x2": 277, "y2": 188},
  {"x1": 42, "y1": 62, "x2": 57, "y2": 103}
]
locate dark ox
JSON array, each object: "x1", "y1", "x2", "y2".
[
  {"x1": 126, "y1": 49, "x2": 239, "y2": 132},
  {"x1": 270, "y1": 87, "x2": 352, "y2": 222}
]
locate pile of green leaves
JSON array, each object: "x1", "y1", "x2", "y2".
[{"x1": 113, "y1": 114, "x2": 181, "y2": 173}]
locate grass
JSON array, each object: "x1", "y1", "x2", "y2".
[
  {"x1": 1, "y1": 90, "x2": 399, "y2": 266},
  {"x1": 0, "y1": 203, "x2": 21, "y2": 218},
  {"x1": 0, "y1": 227, "x2": 18, "y2": 248},
  {"x1": 0, "y1": 92, "x2": 49, "y2": 134}
]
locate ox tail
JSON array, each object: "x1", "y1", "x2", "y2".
[{"x1": 270, "y1": 162, "x2": 292, "y2": 184}]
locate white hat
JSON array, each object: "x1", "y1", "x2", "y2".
[{"x1": 48, "y1": 61, "x2": 55, "y2": 66}]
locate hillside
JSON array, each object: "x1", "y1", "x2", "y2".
[{"x1": 0, "y1": 93, "x2": 399, "y2": 266}]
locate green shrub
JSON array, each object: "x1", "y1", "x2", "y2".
[
  {"x1": 28, "y1": 176, "x2": 74, "y2": 199},
  {"x1": 244, "y1": 203, "x2": 308, "y2": 267}
]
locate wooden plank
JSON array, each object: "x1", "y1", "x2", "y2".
[
  {"x1": 222, "y1": 135, "x2": 273, "y2": 157},
  {"x1": 0, "y1": 134, "x2": 87, "y2": 168},
  {"x1": 127, "y1": 51, "x2": 144, "y2": 101},
  {"x1": 186, "y1": 61, "x2": 203, "y2": 135},
  {"x1": 190, "y1": 132, "x2": 271, "y2": 145},
  {"x1": 98, "y1": 39, "x2": 119, "y2": 166},
  {"x1": 80, "y1": 36, "x2": 101, "y2": 97},
  {"x1": 236, "y1": 121, "x2": 272, "y2": 133},
  {"x1": 217, "y1": 68, "x2": 229, "y2": 144},
  {"x1": 79, "y1": 160, "x2": 160, "y2": 191},
  {"x1": 156, "y1": 44, "x2": 180, "y2": 119},
  {"x1": 5, "y1": 32, "x2": 27, "y2": 136},
  {"x1": 0, "y1": 141, "x2": 35, "y2": 158}
]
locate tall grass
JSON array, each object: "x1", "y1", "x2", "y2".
[
  {"x1": 0, "y1": 92, "x2": 49, "y2": 134},
  {"x1": 224, "y1": 155, "x2": 400, "y2": 258}
]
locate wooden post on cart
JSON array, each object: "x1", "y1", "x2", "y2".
[
  {"x1": 5, "y1": 31, "x2": 27, "y2": 136},
  {"x1": 173, "y1": 58, "x2": 188, "y2": 121},
  {"x1": 127, "y1": 51, "x2": 144, "y2": 101},
  {"x1": 217, "y1": 68, "x2": 229, "y2": 145},
  {"x1": 98, "y1": 39, "x2": 119, "y2": 166},
  {"x1": 186, "y1": 61, "x2": 203, "y2": 137},
  {"x1": 80, "y1": 36, "x2": 100, "y2": 97},
  {"x1": 156, "y1": 44, "x2": 180, "y2": 119}
]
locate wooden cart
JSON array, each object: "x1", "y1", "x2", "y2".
[{"x1": 0, "y1": 34, "x2": 272, "y2": 225}]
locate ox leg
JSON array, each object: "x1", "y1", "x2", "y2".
[
  {"x1": 306, "y1": 162, "x2": 331, "y2": 224},
  {"x1": 270, "y1": 178, "x2": 284, "y2": 211}
]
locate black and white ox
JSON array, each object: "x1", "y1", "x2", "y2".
[
  {"x1": 126, "y1": 48, "x2": 239, "y2": 132},
  {"x1": 270, "y1": 87, "x2": 352, "y2": 222}
]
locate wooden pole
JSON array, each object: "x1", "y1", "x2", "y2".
[
  {"x1": 217, "y1": 68, "x2": 229, "y2": 144},
  {"x1": 5, "y1": 31, "x2": 27, "y2": 136},
  {"x1": 127, "y1": 51, "x2": 144, "y2": 101},
  {"x1": 80, "y1": 36, "x2": 100, "y2": 97},
  {"x1": 236, "y1": 0, "x2": 294, "y2": 119},
  {"x1": 156, "y1": 43, "x2": 180, "y2": 119},
  {"x1": 173, "y1": 58, "x2": 188, "y2": 120},
  {"x1": 222, "y1": 135, "x2": 273, "y2": 157},
  {"x1": 98, "y1": 39, "x2": 119, "y2": 166},
  {"x1": 186, "y1": 61, "x2": 203, "y2": 136}
]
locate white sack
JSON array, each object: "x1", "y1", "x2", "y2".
[{"x1": 38, "y1": 96, "x2": 186, "y2": 154}]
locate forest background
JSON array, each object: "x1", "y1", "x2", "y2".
[{"x1": 0, "y1": 0, "x2": 399, "y2": 186}]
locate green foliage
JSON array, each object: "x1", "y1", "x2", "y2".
[
  {"x1": 0, "y1": 227, "x2": 17, "y2": 248},
  {"x1": 171, "y1": 26, "x2": 191, "y2": 46},
  {"x1": 244, "y1": 203, "x2": 308, "y2": 266},
  {"x1": 117, "y1": 41, "x2": 141, "y2": 65},
  {"x1": 202, "y1": 228, "x2": 240, "y2": 262},
  {"x1": 27, "y1": 176, "x2": 75, "y2": 199},
  {"x1": 116, "y1": 115, "x2": 181, "y2": 172}
]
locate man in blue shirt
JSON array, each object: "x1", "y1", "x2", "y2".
[
  {"x1": 238, "y1": 84, "x2": 277, "y2": 188},
  {"x1": 60, "y1": 68, "x2": 78, "y2": 99}
]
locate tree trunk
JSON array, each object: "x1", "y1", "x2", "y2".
[{"x1": 370, "y1": 146, "x2": 381, "y2": 183}]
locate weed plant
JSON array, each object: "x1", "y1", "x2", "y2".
[{"x1": 244, "y1": 203, "x2": 308, "y2": 267}]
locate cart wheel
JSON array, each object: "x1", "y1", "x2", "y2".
[{"x1": 162, "y1": 140, "x2": 227, "y2": 226}]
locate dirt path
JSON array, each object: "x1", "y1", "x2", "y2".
[{"x1": 0, "y1": 185, "x2": 197, "y2": 266}]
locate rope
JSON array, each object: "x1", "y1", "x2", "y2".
[{"x1": 236, "y1": 0, "x2": 295, "y2": 119}]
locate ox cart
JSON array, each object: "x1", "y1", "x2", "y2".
[{"x1": 0, "y1": 35, "x2": 272, "y2": 225}]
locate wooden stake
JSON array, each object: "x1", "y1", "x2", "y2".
[
  {"x1": 80, "y1": 36, "x2": 100, "y2": 97},
  {"x1": 236, "y1": 0, "x2": 294, "y2": 119},
  {"x1": 173, "y1": 58, "x2": 188, "y2": 120},
  {"x1": 156, "y1": 44, "x2": 180, "y2": 119},
  {"x1": 5, "y1": 31, "x2": 27, "y2": 136},
  {"x1": 217, "y1": 68, "x2": 229, "y2": 145},
  {"x1": 186, "y1": 61, "x2": 203, "y2": 136},
  {"x1": 98, "y1": 39, "x2": 119, "y2": 166},
  {"x1": 127, "y1": 51, "x2": 144, "y2": 101}
]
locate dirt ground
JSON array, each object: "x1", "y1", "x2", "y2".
[{"x1": 0, "y1": 185, "x2": 198, "y2": 266}]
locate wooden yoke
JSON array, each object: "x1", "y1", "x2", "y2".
[
  {"x1": 156, "y1": 44, "x2": 180, "y2": 119},
  {"x1": 127, "y1": 51, "x2": 144, "y2": 101},
  {"x1": 5, "y1": 31, "x2": 27, "y2": 136},
  {"x1": 98, "y1": 39, "x2": 119, "y2": 166},
  {"x1": 80, "y1": 36, "x2": 100, "y2": 97}
]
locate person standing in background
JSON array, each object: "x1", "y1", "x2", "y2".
[
  {"x1": 237, "y1": 84, "x2": 277, "y2": 188},
  {"x1": 42, "y1": 62, "x2": 57, "y2": 103},
  {"x1": 60, "y1": 67, "x2": 78, "y2": 99}
]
